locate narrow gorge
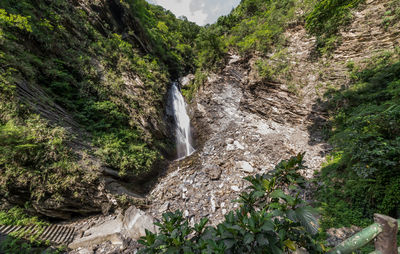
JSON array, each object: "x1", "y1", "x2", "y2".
[{"x1": 1, "y1": 0, "x2": 400, "y2": 253}]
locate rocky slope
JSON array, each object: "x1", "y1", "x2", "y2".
[
  {"x1": 2, "y1": 0, "x2": 399, "y2": 252},
  {"x1": 147, "y1": 51, "x2": 329, "y2": 225},
  {"x1": 147, "y1": 0, "x2": 400, "y2": 243},
  {"x1": 64, "y1": 0, "x2": 399, "y2": 250}
]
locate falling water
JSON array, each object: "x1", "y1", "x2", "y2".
[{"x1": 169, "y1": 82, "x2": 195, "y2": 159}]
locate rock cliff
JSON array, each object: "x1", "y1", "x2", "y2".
[{"x1": 149, "y1": 0, "x2": 400, "y2": 236}]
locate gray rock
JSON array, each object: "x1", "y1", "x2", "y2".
[
  {"x1": 206, "y1": 166, "x2": 222, "y2": 180},
  {"x1": 237, "y1": 161, "x2": 254, "y2": 173},
  {"x1": 122, "y1": 206, "x2": 158, "y2": 240},
  {"x1": 226, "y1": 138, "x2": 234, "y2": 144},
  {"x1": 226, "y1": 144, "x2": 236, "y2": 151},
  {"x1": 234, "y1": 141, "x2": 245, "y2": 150},
  {"x1": 210, "y1": 193, "x2": 216, "y2": 212},
  {"x1": 69, "y1": 214, "x2": 124, "y2": 249},
  {"x1": 179, "y1": 74, "x2": 195, "y2": 87},
  {"x1": 159, "y1": 202, "x2": 170, "y2": 213},
  {"x1": 69, "y1": 206, "x2": 157, "y2": 250},
  {"x1": 294, "y1": 248, "x2": 309, "y2": 254}
]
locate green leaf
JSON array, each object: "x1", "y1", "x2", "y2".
[
  {"x1": 244, "y1": 233, "x2": 254, "y2": 244},
  {"x1": 295, "y1": 206, "x2": 319, "y2": 235},
  {"x1": 195, "y1": 217, "x2": 209, "y2": 233},
  {"x1": 270, "y1": 190, "x2": 285, "y2": 199},
  {"x1": 261, "y1": 220, "x2": 274, "y2": 232},
  {"x1": 253, "y1": 190, "x2": 265, "y2": 198},
  {"x1": 262, "y1": 179, "x2": 271, "y2": 190},
  {"x1": 256, "y1": 233, "x2": 269, "y2": 246},
  {"x1": 284, "y1": 239, "x2": 296, "y2": 251},
  {"x1": 223, "y1": 239, "x2": 235, "y2": 249},
  {"x1": 286, "y1": 209, "x2": 297, "y2": 222},
  {"x1": 270, "y1": 243, "x2": 284, "y2": 254}
]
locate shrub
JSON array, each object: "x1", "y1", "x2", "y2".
[
  {"x1": 0, "y1": 115, "x2": 101, "y2": 206},
  {"x1": 317, "y1": 51, "x2": 400, "y2": 226},
  {"x1": 139, "y1": 154, "x2": 325, "y2": 253},
  {"x1": 223, "y1": 0, "x2": 296, "y2": 55},
  {"x1": 305, "y1": 0, "x2": 364, "y2": 53},
  {"x1": 0, "y1": 206, "x2": 52, "y2": 254}
]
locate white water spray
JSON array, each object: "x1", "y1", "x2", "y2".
[{"x1": 169, "y1": 82, "x2": 195, "y2": 159}]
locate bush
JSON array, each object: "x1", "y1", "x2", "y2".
[
  {"x1": 0, "y1": 116, "x2": 93, "y2": 202},
  {"x1": 305, "y1": 0, "x2": 364, "y2": 53},
  {"x1": 195, "y1": 28, "x2": 227, "y2": 71},
  {"x1": 0, "y1": 206, "x2": 53, "y2": 254},
  {"x1": 0, "y1": 0, "x2": 199, "y2": 183},
  {"x1": 223, "y1": 0, "x2": 296, "y2": 55},
  {"x1": 139, "y1": 154, "x2": 325, "y2": 253},
  {"x1": 256, "y1": 49, "x2": 291, "y2": 82},
  {"x1": 317, "y1": 51, "x2": 400, "y2": 226},
  {"x1": 0, "y1": 206, "x2": 48, "y2": 227},
  {"x1": 94, "y1": 129, "x2": 162, "y2": 177}
]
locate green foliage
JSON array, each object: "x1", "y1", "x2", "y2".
[
  {"x1": 94, "y1": 129, "x2": 162, "y2": 177},
  {"x1": 0, "y1": 0, "x2": 202, "y2": 198},
  {"x1": 0, "y1": 206, "x2": 48, "y2": 227},
  {"x1": 220, "y1": 0, "x2": 296, "y2": 55},
  {"x1": 0, "y1": 206, "x2": 52, "y2": 254},
  {"x1": 195, "y1": 27, "x2": 227, "y2": 70},
  {"x1": 181, "y1": 70, "x2": 208, "y2": 102},
  {"x1": 139, "y1": 154, "x2": 325, "y2": 253},
  {"x1": 317, "y1": 51, "x2": 400, "y2": 227},
  {"x1": 305, "y1": 0, "x2": 364, "y2": 53},
  {"x1": 0, "y1": 116, "x2": 97, "y2": 202},
  {"x1": 381, "y1": 0, "x2": 400, "y2": 30},
  {"x1": 256, "y1": 49, "x2": 291, "y2": 82},
  {"x1": 124, "y1": 0, "x2": 200, "y2": 76},
  {"x1": 0, "y1": 8, "x2": 32, "y2": 32}
]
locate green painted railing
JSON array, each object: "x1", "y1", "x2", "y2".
[{"x1": 327, "y1": 216, "x2": 400, "y2": 254}]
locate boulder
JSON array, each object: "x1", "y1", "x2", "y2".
[
  {"x1": 206, "y1": 165, "x2": 222, "y2": 180},
  {"x1": 233, "y1": 141, "x2": 245, "y2": 150},
  {"x1": 179, "y1": 74, "x2": 195, "y2": 87},
  {"x1": 122, "y1": 206, "x2": 158, "y2": 240},
  {"x1": 69, "y1": 206, "x2": 157, "y2": 250},
  {"x1": 237, "y1": 161, "x2": 254, "y2": 173},
  {"x1": 68, "y1": 214, "x2": 124, "y2": 249}
]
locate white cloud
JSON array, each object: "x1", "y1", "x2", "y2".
[{"x1": 147, "y1": 0, "x2": 240, "y2": 26}]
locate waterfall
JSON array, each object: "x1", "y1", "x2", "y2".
[{"x1": 169, "y1": 82, "x2": 195, "y2": 159}]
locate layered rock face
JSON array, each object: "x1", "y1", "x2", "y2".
[
  {"x1": 148, "y1": 0, "x2": 400, "y2": 226},
  {"x1": 61, "y1": 0, "x2": 400, "y2": 252},
  {"x1": 148, "y1": 54, "x2": 329, "y2": 225}
]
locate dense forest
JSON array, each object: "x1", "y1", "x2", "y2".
[{"x1": 0, "y1": 0, "x2": 399, "y2": 253}]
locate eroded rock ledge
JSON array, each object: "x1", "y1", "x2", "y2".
[{"x1": 148, "y1": 53, "x2": 329, "y2": 226}]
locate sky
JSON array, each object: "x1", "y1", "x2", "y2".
[{"x1": 146, "y1": 0, "x2": 241, "y2": 26}]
